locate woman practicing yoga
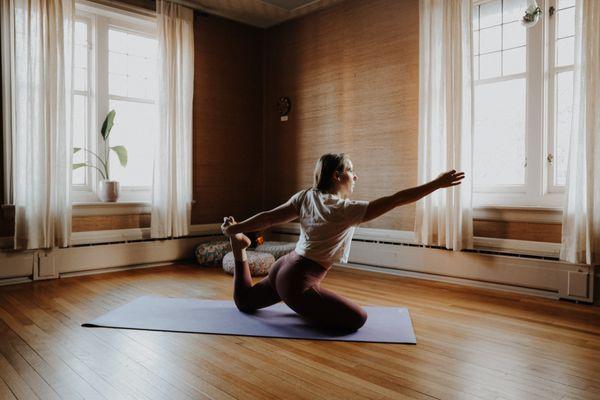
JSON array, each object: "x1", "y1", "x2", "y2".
[{"x1": 221, "y1": 153, "x2": 464, "y2": 332}]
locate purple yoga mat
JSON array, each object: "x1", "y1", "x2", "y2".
[{"x1": 83, "y1": 296, "x2": 416, "y2": 344}]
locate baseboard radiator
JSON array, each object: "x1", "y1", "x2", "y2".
[
  {"x1": 0, "y1": 224, "x2": 595, "y2": 304},
  {"x1": 0, "y1": 224, "x2": 224, "y2": 285},
  {"x1": 269, "y1": 224, "x2": 595, "y2": 304}
]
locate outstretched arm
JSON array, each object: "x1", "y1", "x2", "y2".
[
  {"x1": 221, "y1": 201, "x2": 298, "y2": 236},
  {"x1": 361, "y1": 170, "x2": 465, "y2": 223}
]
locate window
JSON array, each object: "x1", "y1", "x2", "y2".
[
  {"x1": 72, "y1": 2, "x2": 158, "y2": 202},
  {"x1": 472, "y1": 0, "x2": 575, "y2": 208}
]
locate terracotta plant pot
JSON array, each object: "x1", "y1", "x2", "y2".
[{"x1": 97, "y1": 180, "x2": 120, "y2": 202}]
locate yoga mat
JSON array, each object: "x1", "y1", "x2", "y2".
[{"x1": 83, "y1": 296, "x2": 416, "y2": 344}]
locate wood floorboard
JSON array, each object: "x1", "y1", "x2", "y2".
[{"x1": 0, "y1": 263, "x2": 598, "y2": 400}]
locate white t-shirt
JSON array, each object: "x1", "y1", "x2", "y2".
[{"x1": 289, "y1": 188, "x2": 369, "y2": 266}]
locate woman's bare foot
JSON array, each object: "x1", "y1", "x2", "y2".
[
  {"x1": 230, "y1": 233, "x2": 251, "y2": 251},
  {"x1": 223, "y1": 216, "x2": 251, "y2": 262}
]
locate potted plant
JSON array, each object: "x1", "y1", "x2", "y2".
[{"x1": 73, "y1": 110, "x2": 128, "y2": 202}]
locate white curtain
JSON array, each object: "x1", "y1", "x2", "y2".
[
  {"x1": 1, "y1": 0, "x2": 74, "y2": 249},
  {"x1": 151, "y1": 0, "x2": 194, "y2": 238},
  {"x1": 560, "y1": 0, "x2": 600, "y2": 265},
  {"x1": 415, "y1": 0, "x2": 474, "y2": 250}
]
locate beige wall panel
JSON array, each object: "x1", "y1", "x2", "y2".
[
  {"x1": 264, "y1": 0, "x2": 420, "y2": 231},
  {"x1": 72, "y1": 214, "x2": 151, "y2": 232},
  {"x1": 474, "y1": 220, "x2": 562, "y2": 243},
  {"x1": 73, "y1": 214, "x2": 150, "y2": 232}
]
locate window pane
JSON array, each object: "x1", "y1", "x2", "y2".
[
  {"x1": 473, "y1": 31, "x2": 480, "y2": 55},
  {"x1": 108, "y1": 29, "x2": 128, "y2": 54},
  {"x1": 127, "y1": 55, "x2": 149, "y2": 78},
  {"x1": 480, "y1": 52, "x2": 501, "y2": 79},
  {"x1": 108, "y1": 29, "x2": 158, "y2": 101},
  {"x1": 556, "y1": 37, "x2": 574, "y2": 67},
  {"x1": 109, "y1": 51, "x2": 128, "y2": 75},
  {"x1": 107, "y1": 100, "x2": 158, "y2": 187},
  {"x1": 73, "y1": 95, "x2": 88, "y2": 185},
  {"x1": 502, "y1": 46, "x2": 526, "y2": 75},
  {"x1": 74, "y1": 67, "x2": 88, "y2": 92},
  {"x1": 474, "y1": 79, "x2": 526, "y2": 186},
  {"x1": 474, "y1": 55, "x2": 479, "y2": 80},
  {"x1": 74, "y1": 45, "x2": 88, "y2": 69},
  {"x1": 502, "y1": 21, "x2": 526, "y2": 49},
  {"x1": 557, "y1": 7, "x2": 575, "y2": 39},
  {"x1": 75, "y1": 21, "x2": 87, "y2": 46},
  {"x1": 127, "y1": 76, "x2": 148, "y2": 99},
  {"x1": 554, "y1": 71, "x2": 574, "y2": 186},
  {"x1": 480, "y1": 26, "x2": 501, "y2": 53},
  {"x1": 558, "y1": 0, "x2": 575, "y2": 8},
  {"x1": 127, "y1": 34, "x2": 157, "y2": 58},
  {"x1": 473, "y1": 6, "x2": 479, "y2": 30},
  {"x1": 502, "y1": 0, "x2": 524, "y2": 23},
  {"x1": 480, "y1": 0, "x2": 501, "y2": 28},
  {"x1": 109, "y1": 73, "x2": 128, "y2": 97}
]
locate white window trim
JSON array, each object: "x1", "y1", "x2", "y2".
[
  {"x1": 472, "y1": 0, "x2": 569, "y2": 210},
  {"x1": 544, "y1": 0, "x2": 575, "y2": 195},
  {"x1": 72, "y1": 0, "x2": 157, "y2": 204},
  {"x1": 72, "y1": 13, "x2": 97, "y2": 202}
]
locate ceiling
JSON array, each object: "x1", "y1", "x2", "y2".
[{"x1": 177, "y1": 0, "x2": 347, "y2": 28}]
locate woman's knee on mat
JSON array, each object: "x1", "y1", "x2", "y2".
[
  {"x1": 345, "y1": 309, "x2": 368, "y2": 331},
  {"x1": 233, "y1": 294, "x2": 256, "y2": 314}
]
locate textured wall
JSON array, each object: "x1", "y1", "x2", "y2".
[
  {"x1": 191, "y1": 14, "x2": 264, "y2": 224},
  {"x1": 263, "y1": 0, "x2": 420, "y2": 231}
]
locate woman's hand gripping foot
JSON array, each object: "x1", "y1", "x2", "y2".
[{"x1": 222, "y1": 216, "x2": 251, "y2": 262}]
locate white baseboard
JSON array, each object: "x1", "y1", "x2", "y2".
[
  {"x1": 1, "y1": 223, "x2": 593, "y2": 304},
  {"x1": 473, "y1": 236, "x2": 561, "y2": 258},
  {"x1": 278, "y1": 223, "x2": 561, "y2": 257},
  {"x1": 60, "y1": 261, "x2": 176, "y2": 278},
  {"x1": 270, "y1": 229, "x2": 594, "y2": 303},
  {"x1": 0, "y1": 276, "x2": 33, "y2": 287},
  {"x1": 337, "y1": 262, "x2": 559, "y2": 300},
  {"x1": 0, "y1": 224, "x2": 225, "y2": 284},
  {"x1": 0, "y1": 250, "x2": 35, "y2": 280},
  {"x1": 55, "y1": 235, "x2": 218, "y2": 275}
]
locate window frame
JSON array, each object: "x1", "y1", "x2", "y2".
[
  {"x1": 72, "y1": 0, "x2": 157, "y2": 203},
  {"x1": 544, "y1": 0, "x2": 575, "y2": 195},
  {"x1": 72, "y1": 13, "x2": 96, "y2": 201},
  {"x1": 472, "y1": 0, "x2": 571, "y2": 209}
]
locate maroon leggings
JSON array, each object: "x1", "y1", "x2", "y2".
[{"x1": 233, "y1": 251, "x2": 367, "y2": 332}]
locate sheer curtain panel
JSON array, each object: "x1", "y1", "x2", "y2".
[
  {"x1": 151, "y1": 0, "x2": 194, "y2": 238},
  {"x1": 415, "y1": 0, "x2": 474, "y2": 250},
  {"x1": 560, "y1": 0, "x2": 600, "y2": 265},
  {"x1": 1, "y1": 0, "x2": 74, "y2": 249}
]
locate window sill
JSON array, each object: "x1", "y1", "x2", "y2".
[
  {"x1": 473, "y1": 206, "x2": 563, "y2": 224},
  {"x1": 72, "y1": 201, "x2": 151, "y2": 217}
]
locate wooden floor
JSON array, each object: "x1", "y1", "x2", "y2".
[{"x1": 0, "y1": 264, "x2": 599, "y2": 400}]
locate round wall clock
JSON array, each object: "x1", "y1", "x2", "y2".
[{"x1": 277, "y1": 96, "x2": 291, "y2": 116}]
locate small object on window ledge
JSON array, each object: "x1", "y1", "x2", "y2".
[
  {"x1": 97, "y1": 180, "x2": 120, "y2": 202},
  {"x1": 522, "y1": 0, "x2": 542, "y2": 28}
]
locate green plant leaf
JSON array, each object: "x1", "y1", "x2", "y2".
[
  {"x1": 73, "y1": 147, "x2": 81, "y2": 154},
  {"x1": 110, "y1": 145, "x2": 128, "y2": 167},
  {"x1": 71, "y1": 162, "x2": 107, "y2": 180},
  {"x1": 100, "y1": 110, "x2": 116, "y2": 141}
]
